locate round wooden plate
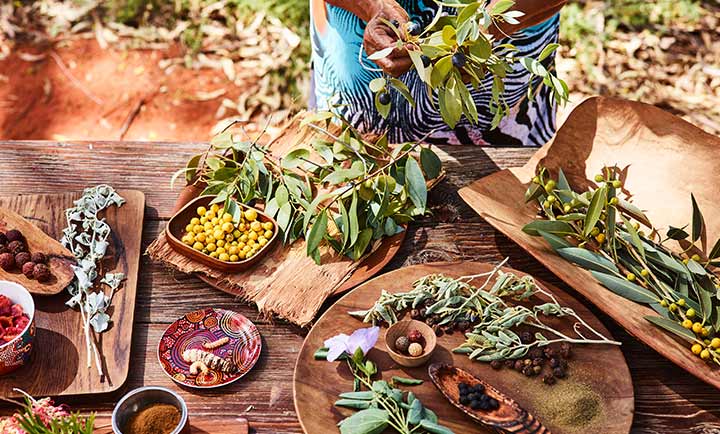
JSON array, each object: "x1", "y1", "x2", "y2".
[
  {"x1": 293, "y1": 262, "x2": 634, "y2": 434},
  {"x1": 158, "y1": 307, "x2": 261, "y2": 389}
]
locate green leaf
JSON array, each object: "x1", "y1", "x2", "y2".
[
  {"x1": 538, "y1": 43, "x2": 560, "y2": 61},
  {"x1": 620, "y1": 214, "x2": 645, "y2": 258},
  {"x1": 306, "y1": 209, "x2": 328, "y2": 258},
  {"x1": 537, "y1": 230, "x2": 572, "y2": 251},
  {"x1": 691, "y1": 193, "x2": 706, "y2": 244},
  {"x1": 709, "y1": 238, "x2": 720, "y2": 260},
  {"x1": 583, "y1": 186, "x2": 607, "y2": 237},
  {"x1": 392, "y1": 376, "x2": 423, "y2": 386},
  {"x1": 524, "y1": 183, "x2": 544, "y2": 203},
  {"x1": 369, "y1": 77, "x2": 387, "y2": 93},
  {"x1": 490, "y1": 0, "x2": 515, "y2": 15},
  {"x1": 556, "y1": 168, "x2": 570, "y2": 191},
  {"x1": 405, "y1": 156, "x2": 427, "y2": 212},
  {"x1": 277, "y1": 202, "x2": 292, "y2": 233},
  {"x1": 338, "y1": 408, "x2": 389, "y2": 434},
  {"x1": 590, "y1": 271, "x2": 657, "y2": 303},
  {"x1": 667, "y1": 225, "x2": 689, "y2": 240},
  {"x1": 352, "y1": 228, "x2": 373, "y2": 260},
  {"x1": 339, "y1": 391, "x2": 375, "y2": 400},
  {"x1": 339, "y1": 199, "x2": 350, "y2": 250},
  {"x1": 389, "y1": 78, "x2": 415, "y2": 106},
  {"x1": 419, "y1": 419, "x2": 454, "y2": 434},
  {"x1": 522, "y1": 220, "x2": 575, "y2": 237},
  {"x1": 407, "y1": 398, "x2": 424, "y2": 425},
  {"x1": 420, "y1": 147, "x2": 442, "y2": 179},
  {"x1": 645, "y1": 316, "x2": 697, "y2": 344},
  {"x1": 374, "y1": 91, "x2": 391, "y2": 119},
  {"x1": 282, "y1": 148, "x2": 310, "y2": 169},
  {"x1": 558, "y1": 247, "x2": 620, "y2": 275},
  {"x1": 335, "y1": 399, "x2": 371, "y2": 410},
  {"x1": 367, "y1": 46, "x2": 394, "y2": 61},
  {"x1": 349, "y1": 191, "x2": 360, "y2": 246}
]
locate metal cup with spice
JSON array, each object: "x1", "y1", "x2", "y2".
[{"x1": 112, "y1": 386, "x2": 189, "y2": 434}]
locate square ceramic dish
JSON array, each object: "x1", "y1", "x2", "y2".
[{"x1": 166, "y1": 195, "x2": 279, "y2": 273}]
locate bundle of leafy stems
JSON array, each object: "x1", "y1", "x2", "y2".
[
  {"x1": 523, "y1": 165, "x2": 720, "y2": 364},
  {"x1": 366, "y1": 0, "x2": 569, "y2": 128},
  {"x1": 351, "y1": 259, "x2": 619, "y2": 362},
  {"x1": 175, "y1": 111, "x2": 443, "y2": 264},
  {"x1": 0, "y1": 389, "x2": 96, "y2": 434}
]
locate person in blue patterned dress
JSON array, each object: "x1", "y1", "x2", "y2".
[{"x1": 310, "y1": 0, "x2": 568, "y2": 145}]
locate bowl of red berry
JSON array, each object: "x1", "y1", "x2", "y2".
[{"x1": 0, "y1": 280, "x2": 35, "y2": 375}]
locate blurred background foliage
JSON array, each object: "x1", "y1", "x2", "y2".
[{"x1": 0, "y1": 0, "x2": 718, "y2": 134}]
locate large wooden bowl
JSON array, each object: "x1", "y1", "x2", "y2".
[{"x1": 166, "y1": 196, "x2": 279, "y2": 273}]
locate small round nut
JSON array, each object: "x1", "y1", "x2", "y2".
[
  {"x1": 15, "y1": 252, "x2": 31, "y2": 268},
  {"x1": 408, "y1": 343, "x2": 423, "y2": 357},
  {"x1": 22, "y1": 261, "x2": 36, "y2": 278},
  {"x1": 7, "y1": 240, "x2": 26, "y2": 255},
  {"x1": 31, "y1": 252, "x2": 47, "y2": 264},
  {"x1": 394, "y1": 336, "x2": 410, "y2": 354},
  {"x1": 0, "y1": 252, "x2": 15, "y2": 271},
  {"x1": 33, "y1": 263, "x2": 52, "y2": 282},
  {"x1": 5, "y1": 229, "x2": 24, "y2": 242}
]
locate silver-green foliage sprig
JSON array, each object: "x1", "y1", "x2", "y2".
[
  {"x1": 523, "y1": 165, "x2": 720, "y2": 365},
  {"x1": 367, "y1": 0, "x2": 569, "y2": 129},
  {"x1": 350, "y1": 260, "x2": 619, "y2": 362},
  {"x1": 176, "y1": 111, "x2": 443, "y2": 264}
]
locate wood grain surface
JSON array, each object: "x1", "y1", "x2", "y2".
[
  {"x1": 460, "y1": 97, "x2": 720, "y2": 390},
  {"x1": 95, "y1": 416, "x2": 250, "y2": 434},
  {"x1": 0, "y1": 206, "x2": 75, "y2": 295},
  {"x1": 0, "y1": 190, "x2": 144, "y2": 397},
  {"x1": 293, "y1": 262, "x2": 634, "y2": 434},
  {"x1": 0, "y1": 140, "x2": 717, "y2": 433}
]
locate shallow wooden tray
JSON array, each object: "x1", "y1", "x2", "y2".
[
  {"x1": 166, "y1": 195, "x2": 280, "y2": 273},
  {"x1": 0, "y1": 190, "x2": 144, "y2": 398},
  {"x1": 0, "y1": 207, "x2": 75, "y2": 295},
  {"x1": 458, "y1": 96, "x2": 720, "y2": 389},
  {"x1": 294, "y1": 262, "x2": 634, "y2": 434}
]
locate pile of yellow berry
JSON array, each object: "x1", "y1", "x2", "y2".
[{"x1": 181, "y1": 203, "x2": 274, "y2": 262}]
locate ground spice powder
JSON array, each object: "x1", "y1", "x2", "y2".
[
  {"x1": 123, "y1": 403, "x2": 181, "y2": 434},
  {"x1": 534, "y1": 382, "x2": 603, "y2": 431}
]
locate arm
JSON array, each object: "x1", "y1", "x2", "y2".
[
  {"x1": 325, "y1": 0, "x2": 412, "y2": 77},
  {"x1": 488, "y1": 0, "x2": 568, "y2": 38}
]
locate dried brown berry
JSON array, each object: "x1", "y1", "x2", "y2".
[
  {"x1": 553, "y1": 366, "x2": 566, "y2": 378},
  {"x1": 0, "y1": 245, "x2": 8, "y2": 255},
  {"x1": 522, "y1": 366, "x2": 535, "y2": 377},
  {"x1": 0, "y1": 232, "x2": 7, "y2": 245},
  {"x1": 15, "y1": 252, "x2": 31, "y2": 268},
  {"x1": 520, "y1": 331, "x2": 534, "y2": 344},
  {"x1": 395, "y1": 336, "x2": 410, "y2": 354},
  {"x1": 513, "y1": 360, "x2": 524, "y2": 371},
  {"x1": 410, "y1": 309, "x2": 421, "y2": 319},
  {"x1": 31, "y1": 252, "x2": 47, "y2": 264},
  {"x1": 532, "y1": 358, "x2": 544, "y2": 366},
  {"x1": 7, "y1": 240, "x2": 25, "y2": 255},
  {"x1": 543, "y1": 373, "x2": 556, "y2": 385},
  {"x1": 532, "y1": 365, "x2": 542, "y2": 375},
  {"x1": 443, "y1": 326, "x2": 454, "y2": 335},
  {"x1": 490, "y1": 360, "x2": 503, "y2": 370},
  {"x1": 432, "y1": 324, "x2": 443, "y2": 337},
  {"x1": 407, "y1": 329, "x2": 423, "y2": 343},
  {"x1": 504, "y1": 360, "x2": 515, "y2": 369},
  {"x1": 549, "y1": 358, "x2": 560, "y2": 368},
  {"x1": 6, "y1": 229, "x2": 23, "y2": 242},
  {"x1": 22, "y1": 262, "x2": 36, "y2": 278},
  {"x1": 0, "y1": 252, "x2": 15, "y2": 271},
  {"x1": 559, "y1": 342, "x2": 571, "y2": 359},
  {"x1": 528, "y1": 348, "x2": 544, "y2": 359},
  {"x1": 543, "y1": 348, "x2": 557, "y2": 359},
  {"x1": 33, "y1": 263, "x2": 52, "y2": 282},
  {"x1": 523, "y1": 358, "x2": 532, "y2": 366},
  {"x1": 425, "y1": 316, "x2": 436, "y2": 326}
]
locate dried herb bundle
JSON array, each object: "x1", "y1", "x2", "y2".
[
  {"x1": 176, "y1": 111, "x2": 443, "y2": 264},
  {"x1": 367, "y1": 0, "x2": 569, "y2": 128},
  {"x1": 350, "y1": 260, "x2": 619, "y2": 363},
  {"x1": 524, "y1": 166, "x2": 720, "y2": 364}
]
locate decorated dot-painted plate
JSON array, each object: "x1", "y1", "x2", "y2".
[{"x1": 158, "y1": 308, "x2": 262, "y2": 389}]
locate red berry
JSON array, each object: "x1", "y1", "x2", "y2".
[{"x1": 408, "y1": 329, "x2": 423, "y2": 343}]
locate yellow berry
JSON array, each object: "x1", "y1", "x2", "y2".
[
  {"x1": 692, "y1": 322, "x2": 703, "y2": 334},
  {"x1": 691, "y1": 254, "x2": 701, "y2": 262},
  {"x1": 682, "y1": 319, "x2": 693, "y2": 329},
  {"x1": 204, "y1": 222, "x2": 213, "y2": 231},
  {"x1": 216, "y1": 240, "x2": 225, "y2": 248},
  {"x1": 185, "y1": 223, "x2": 194, "y2": 232},
  {"x1": 250, "y1": 221, "x2": 262, "y2": 232},
  {"x1": 248, "y1": 239, "x2": 257, "y2": 247},
  {"x1": 590, "y1": 227, "x2": 600, "y2": 236},
  {"x1": 264, "y1": 230, "x2": 273, "y2": 239},
  {"x1": 222, "y1": 222, "x2": 234, "y2": 233},
  {"x1": 209, "y1": 251, "x2": 219, "y2": 258},
  {"x1": 216, "y1": 247, "x2": 226, "y2": 255},
  {"x1": 237, "y1": 242, "x2": 246, "y2": 249},
  {"x1": 193, "y1": 225, "x2": 203, "y2": 234},
  {"x1": 191, "y1": 217, "x2": 200, "y2": 225},
  {"x1": 200, "y1": 217, "x2": 208, "y2": 224},
  {"x1": 238, "y1": 223, "x2": 247, "y2": 232},
  {"x1": 227, "y1": 246, "x2": 238, "y2": 255},
  {"x1": 230, "y1": 254, "x2": 239, "y2": 262},
  {"x1": 691, "y1": 344, "x2": 702, "y2": 355},
  {"x1": 206, "y1": 243, "x2": 216, "y2": 252},
  {"x1": 262, "y1": 221, "x2": 273, "y2": 231},
  {"x1": 248, "y1": 231, "x2": 258, "y2": 241},
  {"x1": 237, "y1": 251, "x2": 246, "y2": 260},
  {"x1": 640, "y1": 269, "x2": 649, "y2": 277},
  {"x1": 206, "y1": 235, "x2": 215, "y2": 244},
  {"x1": 595, "y1": 233, "x2": 606, "y2": 244},
  {"x1": 242, "y1": 245, "x2": 251, "y2": 253},
  {"x1": 192, "y1": 242, "x2": 204, "y2": 251},
  {"x1": 210, "y1": 204, "x2": 220, "y2": 213},
  {"x1": 233, "y1": 230, "x2": 242, "y2": 238},
  {"x1": 563, "y1": 204, "x2": 571, "y2": 213},
  {"x1": 240, "y1": 234, "x2": 249, "y2": 243},
  {"x1": 214, "y1": 230, "x2": 225, "y2": 240},
  {"x1": 210, "y1": 217, "x2": 219, "y2": 225},
  {"x1": 197, "y1": 206, "x2": 207, "y2": 215},
  {"x1": 701, "y1": 349, "x2": 711, "y2": 360},
  {"x1": 182, "y1": 235, "x2": 193, "y2": 245},
  {"x1": 231, "y1": 241, "x2": 238, "y2": 246},
  {"x1": 258, "y1": 238, "x2": 267, "y2": 247},
  {"x1": 221, "y1": 213, "x2": 232, "y2": 222},
  {"x1": 244, "y1": 209, "x2": 258, "y2": 221},
  {"x1": 626, "y1": 273, "x2": 635, "y2": 281},
  {"x1": 677, "y1": 299, "x2": 686, "y2": 307},
  {"x1": 219, "y1": 253, "x2": 230, "y2": 262},
  {"x1": 206, "y1": 211, "x2": 216, "y2": 220},
  {"x1": 669, "y1": 303, "x2": 677, "y2": 312},
  {"x1": 711, "y1": 338, "x2": 720, "y2": 349},
  {"x1": 701, "y1": 327, "x2": 710, "y2": 337},
  {"x1": 195, "y1": 233, "x2": 206, "y2": 243}
]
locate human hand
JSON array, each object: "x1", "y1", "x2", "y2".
[{"x1": 363, "y1": 0, "x2": 413, "y2": 77}]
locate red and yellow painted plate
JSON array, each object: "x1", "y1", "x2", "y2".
[{"x1": 158, "y1": 307, "x2": 262, "y2": 388}]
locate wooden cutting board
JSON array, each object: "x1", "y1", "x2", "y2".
[
  {"x1": 0, "y1": 190, "x2": 144, "y2": 397},
  {"x1": 294, "y1": 262, "x2": 634, "y2": 434},
  {"x1": 95, "y1": 416, "x2": 249, "y2": 433},
  {"x1": 458, "y1": 96, "x2": 720, "y2": 389}
]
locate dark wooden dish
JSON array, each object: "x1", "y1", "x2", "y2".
[
  {"x1": 429, "y1": 364, "x2": 549, "y2": 434},
  {"x1": 0, "y1": 206, "x2": 75, "y2": 296},
  {"x1": 166, "y1": 195, "x2": 280, "y2": 273}
]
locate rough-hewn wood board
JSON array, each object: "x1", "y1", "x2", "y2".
[
  {"x1": 0, "y1": 206, "x2": 75, "y2": 295},
  {"x1": 294, "y1": 262, "x2": 634, "y2": 434},
  {"x1": 0, "y1": 190, "x2": 144, "y2": 397},
  {"x1": 0, "y1": 141, "x2": 718, "y2": 433}
]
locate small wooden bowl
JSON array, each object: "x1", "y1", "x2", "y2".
[
  {"x1": 385, "y1": 320, "x2": 436, "y2": 368},
  {"x1": 166, "y1": 195, "x2": 279, "y2": 273}
]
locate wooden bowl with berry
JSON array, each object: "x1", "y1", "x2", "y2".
[
  {"x1": 0, "y1": 207, "x2": 76, "y2": 296},
  {"x1": 385, "y1": 320, "x2": 436, "y2": 367},
  {"x1": 166, "y1": 196, "x2": 280, "y2": 272}
]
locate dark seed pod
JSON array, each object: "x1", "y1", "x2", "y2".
[
  {"x1": 532, "y1": 365, "x2": 542, "y2": 375},
  {"x1": 420, "y1": 54, "x2": 431, "y2": 68},
  {"x1": 549, "y1": 358, "x2": 560, "y2": 368},
  {"x1": 451, "y1": 52, "x2": 467, "y2": 68},
  {"x1": 390, "y1": 19, "x2": 400, "y2": 28},
  {"x1": 410, "y1": 309, "x2": 420, "y2": 319},
  {"x1": 33, "y1": 263, "x2": 52, "y2": 282},
  {"x1": 425, "y1": 316, "x2": 436, "y2": 326},
  {"x1": 503, "y1": 360, "x2": 514, "y2": 369},
  {"x1": 419, "y1": 308, "x2": 427, "y2": 317},
  {"x1": 523, "y1": 358, "x2": 532, "y2": 367},
  {"x1": 432, "y1": 324, "x2": 443, "y2": 337},
  {"x1": 543, "y1": 347, "x2": 557, "y2": 359},
  {"x1": 407, "y1": 21, "x2": 422, "y2": 36},
  {"x1": 443, "y1": 326, "x2": 454, "y2": 335},
  {"x1": 522, "y1": 366, "x2": 534, "y2": 377},
  {"x1": 528, "y1": 348, "x2": 544, "y2": 359},
  {"x1": 532, "y1": 358, "x2": 544, "y2": 366},
  {"x1": 7, "y1": 240, "x2": 25, "y2": 255},
  {"x1": 424, "y1": 299, "x2": 434, "y2": 307}
]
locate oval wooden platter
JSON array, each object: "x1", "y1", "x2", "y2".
[
  {"x1": 294, "y1": 262, "x2": 634, "y2": 434},
  {"x1": 458, "y1": 97, "x2": 720, "y2": 389},
  {"x1": 0, "y1": 207, "x2": 75, "y2": 295}
]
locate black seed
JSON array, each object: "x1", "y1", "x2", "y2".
[
  {"x1": 452, "y1": 52, "x2": 466, "y2": 68},
  {"x1": 390, "y1": 19, "x2": 400, "y2": 28},
  {"x1": 408, "y1": 21, "x2": 422, "y2": 36},
  {"x1": 460, "y1": 396, "x2": 469, "y2": 405},
  {"x1": 488, "y1": 398, "x2": 499, "y2": 410},
  {"x1": 473, "y1": 384, "x2": 485, "y2": 394},
  {"x1": 378, "y1": 92, "x2": 391, "y2": 105},
  {"x1": 470, "y1": 400, "x2": 481, "y2": 410},
  {"x1": 421, "y1": 55, "x2": 431, "y2": 68},
  {"x1": 478, "y1": 400, "x2": 491, "y2": 411}
]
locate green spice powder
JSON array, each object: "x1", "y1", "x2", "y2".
[{"x1": 534, "y1": 382, "x2": 603, "y2": 430}]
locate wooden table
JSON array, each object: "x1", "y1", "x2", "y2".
[{"x1": 1, "y1": 141, "x2": 718, "y2": 433}]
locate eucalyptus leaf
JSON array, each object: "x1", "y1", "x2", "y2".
[
  {"x1": 405, "y1": 156, "x2": 427, "y2": 212},
  {"x1": 583, "y1": 186, "x2": 607, "y2": 237},
  {"x1": 558, "y1": 248, "x2": 619, "y2": 274},
  {"x1": 645, "y1": 316, "x2": 697, "y2": 344},
  {"x1": 590, "y1": 271, "x2": 657, "y2": 303}
]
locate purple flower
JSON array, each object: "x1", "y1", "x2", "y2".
[{"x1": 323, "y1": 326, "x2": 380, "y2": 362}]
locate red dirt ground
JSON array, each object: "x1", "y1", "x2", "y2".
[{"x1": 0, "y1": 39, "x2": 243, "y2": 142}]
